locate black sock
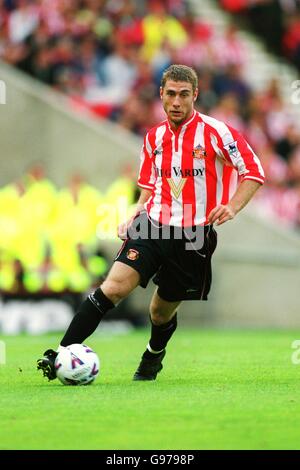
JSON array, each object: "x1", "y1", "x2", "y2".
[
  {"x1": 143, "y1": 313, "x2": 177, "y2": 359},
  {"x1": 60, "y1": 288, "x2": 114, "y2": 346}
]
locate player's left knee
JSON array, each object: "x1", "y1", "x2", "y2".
[{"x1": 150, "y1": 308, "x2": 173, "y2": 326}]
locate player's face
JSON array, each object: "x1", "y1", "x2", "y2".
[{"x1": 160, "y1": 80, "x2": 198, "y2": 129}]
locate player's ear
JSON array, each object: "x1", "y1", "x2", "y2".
[
  {"x1": 193, "y1": 88, "x2": 199, "y2": 102},
  {"x1": 159, "y1": 86, "x2": 163, "y2": 99}
]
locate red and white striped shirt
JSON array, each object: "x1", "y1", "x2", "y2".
[{"x1": 138, "y1": 110, "x2": 265, "y2": 227}]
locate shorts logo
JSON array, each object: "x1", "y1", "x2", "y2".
[
  {"x1": 193, "y1": 144, "x2": 206, "y2": 159},
  {"x1": 126, "y1": 249, "x2": 139, "y2": 261}
]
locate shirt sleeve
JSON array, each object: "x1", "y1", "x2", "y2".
[
  {"x1": 212, "y1": 126, "x2": 265, "y2": 185},
  {"x1": 137, "y1": 134, "x2": 156, "y2": 190}
]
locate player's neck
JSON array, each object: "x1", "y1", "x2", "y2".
[{"x1": 168, "y1": 110, "x2": 195, "y2": 131}]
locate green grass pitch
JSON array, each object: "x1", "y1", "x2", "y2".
[{"x1": 0, "y1": 328, "x2": 300, "y2": 450}]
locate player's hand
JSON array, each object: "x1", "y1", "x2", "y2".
[
  {"x1": 117, "y1": 216, "x2": 134, "y2": 240},
  {"x1": 207, "y1": 204, "x2": 236, "y2": 226}
]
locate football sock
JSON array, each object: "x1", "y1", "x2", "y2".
[
  {"x1": 60, "y1": 288, "x2": 114, "y2": 346},
  {"x1": 143, "y1": 313, "x2": 177, "y2": 359}
]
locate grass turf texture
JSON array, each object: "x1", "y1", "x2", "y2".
[{"x1": 0, "y1": 329, "x2": 300, "y2": 450}]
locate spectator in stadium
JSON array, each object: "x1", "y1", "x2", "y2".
[
  {"x1": 140, "y1": 0, "x2": 188, "y2": 62},
  {"x1": 10, "y1": 258, "x2": 26, "y2": 295},
  {"x1": 37, "y1": 64, "x2": 265, "y2": 382}
]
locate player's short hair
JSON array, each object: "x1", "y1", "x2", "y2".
[{"x1": 161, "y1": 64, "x2": 198, "y2": 92}]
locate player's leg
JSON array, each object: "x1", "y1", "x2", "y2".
[
  {"x1": 37, "y1": 262, "x2": 140, "y2": 380},
  {"x1": 147, "y1": 288, "x2": 180, "y2": 351},
  {"x1": 38, "y1": 212, "x2": 164, "y2": 381},
  {"x1": 59, "y1": 261, "x2": 140, "y2": 346},
  {"x1": 133, "y1": 289, "x2": 181, "y2": 381}
]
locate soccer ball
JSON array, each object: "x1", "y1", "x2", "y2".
[{"x1": 55, "y1": 344, "x2": 100, "y2": 385}]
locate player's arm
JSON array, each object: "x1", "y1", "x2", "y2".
[
  {"x1": 208, "y1": 127, "x2": 265, "y2": 226},
  {"x1": 208, "y1": 179, "x2": 261, "y2": 226},
  {"x1": 118, "y1": 132, "x2": 155, "y2": 239},
  {"x1": 117, "y1": 190, "x2": 152, "y2": 240},
  {"x1": 135, "y1": 188, "x2": 153, "y2": 211}
]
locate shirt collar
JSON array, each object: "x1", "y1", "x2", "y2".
[{"x1": 167, "y1": 110, "x2": 197, "y2": 132}]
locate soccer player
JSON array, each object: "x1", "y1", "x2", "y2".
[{"x1": 37, "y1": 64, "x2": 265, "y2": 381}]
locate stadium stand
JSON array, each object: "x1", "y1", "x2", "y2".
[
  {"x1": 0, "y1": 160, "x2": 142, "y2": 331},
  {"x1": 0, "y1": 0, "x2": 300, "y2": 328},
  {"x1": 219, "y1": 0, "x2": 300, "y2": 70},
  {"x1": 1, "y1": 0, "x2": 299, "y2": 230},
  {"x1": 0, "y1": 162, "x2": 138, "y2": 295}
]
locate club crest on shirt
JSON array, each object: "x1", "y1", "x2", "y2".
[
  {"x1": 126, "y1": 249, "x2": 139, "y2": 261},
  {"x1": 193, "y1": 144, "x2": 206, "y2": 159}
]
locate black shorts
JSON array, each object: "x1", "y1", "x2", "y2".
[{"x1": 114, "y1": 212, "x2": 217, "y2": 302}]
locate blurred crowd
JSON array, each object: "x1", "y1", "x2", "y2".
[
  {"x1": 0, "y1": 0, "x2": 300, "y2": 230},
  {"x1": 220, "y1": 0, "x2": 300, "y2": 70},
  {"x1": 0, "y1": 164, "x2": 137, "y2": 300}
]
